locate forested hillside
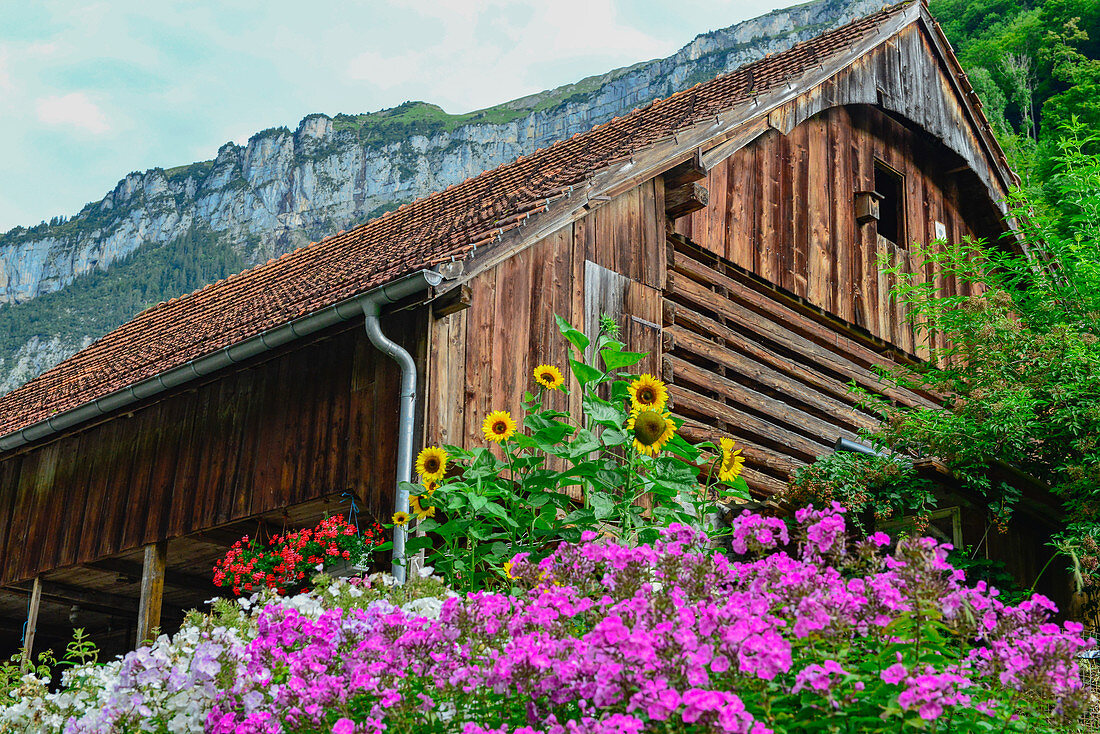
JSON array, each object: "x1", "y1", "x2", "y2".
[{"x1": 929, "y1": 0, "x2": 1099, "y2": 180}]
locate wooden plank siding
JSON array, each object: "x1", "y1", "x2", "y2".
[
  {"x1": 427, "y1": 180, "x2": 666, "y2": 453},
  {"x1": 662, "y1": 236, "x2": 933, "y2": 497},
  {"x1": 676, "y1": 103, "x2": 991, "y2": 359},
  {"x1": 0, "y1": 311, "x2": 422, "y2": 587}
]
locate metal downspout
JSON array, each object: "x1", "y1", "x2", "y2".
[{"x1": 359, "y1": 269, "x2": 442, "y2": 583}]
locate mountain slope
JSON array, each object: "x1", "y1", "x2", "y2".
[{"x1": 0, "y1": 0, "x2": 882, "y2": 394}]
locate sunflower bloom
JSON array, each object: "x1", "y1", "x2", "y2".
[
  {"x1": 422, "y1": 479, "x2": 438, "y2": 496},
  {"x1": 629, "y1": 374, "x2": 668, "y2": 411},
  {"x1": 503, "y1": 561, "x2": 515, "y2": 579},
  {"x1": 416, "y1": 446, "x2": 448, "y2": 482},
  {"x1": 410, "y1": 494, "x2": 435, "y2": 520},
  {"x1": 483, "y1": 410, "x2": 517, "y2": 443},
  {"x1": 718, "y1": 437, "x2": 745, "y2": 482},
  {"x1": 392, "y1": 511, "x2": 411, "y2": 527},
  {"x1": 627, "y1": 406, "x2": 676, "y2": 457},
  {"x1": 533, "y1": 364, "x2": 565, "y2": 390}
]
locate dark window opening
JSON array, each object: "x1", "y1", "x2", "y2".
[{"x1": 874, "y1": 161, "x2": 905, "y2": 246}]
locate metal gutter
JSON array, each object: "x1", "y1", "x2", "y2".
[
  {"x1": 0, "y1": 269, "x2": 443, "y2": 453},
  {"x1": 357, "y1": 269, "x2": 444, "y2": 583}
]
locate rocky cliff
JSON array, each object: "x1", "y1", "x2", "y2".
[{"x1": 0, "y1": 0, "x2": 881, "y2": 394}]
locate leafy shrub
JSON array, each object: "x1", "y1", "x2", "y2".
[
  {"x1": 782, "y1": 452, "x2": 935, "y2": 533},
  {"x1": 860, "y1": 131, "x2": 1100, "y2": 599},
  {"x1": 397, "y1": 315, "x2": 749, "y2": 593}
]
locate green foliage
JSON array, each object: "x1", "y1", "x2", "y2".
[
  {"x1": 946, "y1": 546, "x2": 1032, "y2": 605},
  {"x1": 398, "y1": 317, "x2": 749, "y2": 593},
  {"x1": 929, "y1": 0, "x2": 1099, "y2": 176},
  {"x1": 859, "y1": 132, "x2": 1100, "y2": 595},
  {"x1": 783, "y1": 452, "x2": 936, "y2": 533},
  {"x1": 0, "y1": 224, "x2": 246, "y2": 368}
]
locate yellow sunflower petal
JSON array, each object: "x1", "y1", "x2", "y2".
[
  {"x1": 415, "y1": 446, "x2": 448, "y2": 482},
  {"x1": 482, "y1": 410, "x2": 517, "y2": 443},
  {"x1": 533, "y1": 364, "x2": 565, "y2": 390},
  {"x1": 718, "y1": 437, "x2": 745, "y2": 482},
  {"x1": 629, "y1": 374, "x2": 669, "y2": 411}
]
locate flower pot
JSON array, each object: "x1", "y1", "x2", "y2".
[{"x1": 322, "y1": 559, "x2": 371, "y2": 579}]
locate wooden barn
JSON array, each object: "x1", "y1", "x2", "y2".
[{"x1": 0, "y1": 0, "x2": 1041, "y2": 659}]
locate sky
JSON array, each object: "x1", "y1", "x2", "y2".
[{"x1": 0, "y1": 0, "x2": 802, "y2": 233}]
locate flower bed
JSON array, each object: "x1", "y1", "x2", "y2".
[{"x1": 2, "y1": 505, "x2": 1090, "y2": 733}]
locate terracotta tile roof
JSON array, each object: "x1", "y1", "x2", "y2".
[{"x1": 0, "y1": 2, "x2": 915, "y2": 440}]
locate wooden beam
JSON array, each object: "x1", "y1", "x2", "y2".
[
  {"x1": 194, "y1": 525, "x2": 250, "y2": 548},
  {"x1": 84, "y1": 558, "x2": 214, "y2": 594},
  {"x1": 665, "y1": 182, "x2": 709, "y2": 220},
  {"x1": 137, "y1": 541, "x2": 167, "y2": 645},
  {"x1": 5, "y1": 580, "x2": 156, "y2": 619},
  {"x1": 431, "y1": 284, "x2": 473, "y2": 319},
  {"x1": 661, "y1": 147, "x2": 707, "y2": 189},
  {"x1": 20, "y1": 577, "x2": 41, "y2": 670}
]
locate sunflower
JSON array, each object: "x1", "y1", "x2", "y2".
[
  {"x1": 533, "y1": 364, "x2": 565, "y2": 390},
  {"x1": 483, "y1": 410, "x2": 517, "y2": 443},
  {"x1": 410, "y1": 494, "x2": 436, "y2": 520},
  {"x1": 718, "y1": 437, "x2": 745, "y2": 482},
  {"x1": 416, "y1": 446, "x2": 448, "y2": 482},
  {"x1": 422, "y1": 479, "x2": 438, "y2": 496},
  {"x1": 627, "y1": 406, "x2": 676, "y2": 457},
  {"x1": 392, "y1": 511, "x2": 411, "y2": 527},
  {"x1": 629, "y1": 374, "x2": 668, "y2": 412}
]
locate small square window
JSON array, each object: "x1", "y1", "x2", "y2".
[{"x1": 874, "y1": 161, "x2": 905, "y2": 246}]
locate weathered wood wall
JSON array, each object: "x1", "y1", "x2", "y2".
[
  {"x1": 676, "y1": 103, "x2": 997, "y2": 357},
  {"x1": 663, "y1": 235, "x2": 939, "y2": 495},
  {"x1": 431, "y1": 98, "x2": 1006, "y2": 499},
  {"x1": 0, "y1": 311, "x2": 423, "y2": 586},
  {"x1": 427, "y1": 180, "x2": 666, "y2": 452}
]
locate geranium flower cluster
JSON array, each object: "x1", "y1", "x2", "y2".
[{"x1": 212, "y1": 515, "x2": 383, "y2": 595}]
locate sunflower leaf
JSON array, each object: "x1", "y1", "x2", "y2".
[
  {"x1": 600, "y1": 348, "x2": 646, "y2": 370},
  {"x1": 601, "y1": 428, "x2": 630, "y2": 447},
  {"x1": 569, "y1": 357, "x2": 603, "y2": 386},
  {"x1": 584, "y1": 396, "x2": 626, "y2": 427},
  {"x1": 589, "y1": 491, "x2": 615, "y2": 520},
  {"x1": 555, "y1": 314, "x2": 590, "y2": 352},
  {"x1": 404, "y1": 535, "x2": 433, "y2": 553}
]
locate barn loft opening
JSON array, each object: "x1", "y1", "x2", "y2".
[{"x1": 874, "y1": 161, "x2": 905, "y2": 246}]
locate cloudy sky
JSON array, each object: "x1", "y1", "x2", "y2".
[{"x1": 0, "y1": 0, "x2": 800, "y2": 233}]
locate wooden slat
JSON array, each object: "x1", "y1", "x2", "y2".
[
  {"x1": 669, "y1": 242, "x2": 937, "y2": 386},
  {"x1": 668, "y1": 383, "x2": 832, "y2": 462},
  {"x1": 666, "y1": 354, "x2": 858, "y2": 445},
  {"x1": 665, "y1": 324, "x2": 877, "y2": 433},
  {"x1": 678, "y1": 420, "x2": 803, "y2": 479},
  {"x1": 667, "y1": 269, "x2": 935, "y2": 409}
]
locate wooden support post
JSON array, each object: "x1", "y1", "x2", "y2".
[
  {"x1": 20, "y1": 577, "x2": 41, "y2": 670},
  {"x1": 136, "y1": 541, "x2": 167, "y2": 645}
]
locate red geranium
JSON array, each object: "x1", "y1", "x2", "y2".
[{"x1": 212, "y1": 515, "x2": 384, "y2": 595}]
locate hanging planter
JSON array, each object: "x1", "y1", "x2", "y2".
[{"x1": 212, "y1": 515, "x2": 385, "y2": 596}]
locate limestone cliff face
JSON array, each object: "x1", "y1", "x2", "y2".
[{"x1": 0, "y1": 0, "x2": 880, "y2": 394}]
